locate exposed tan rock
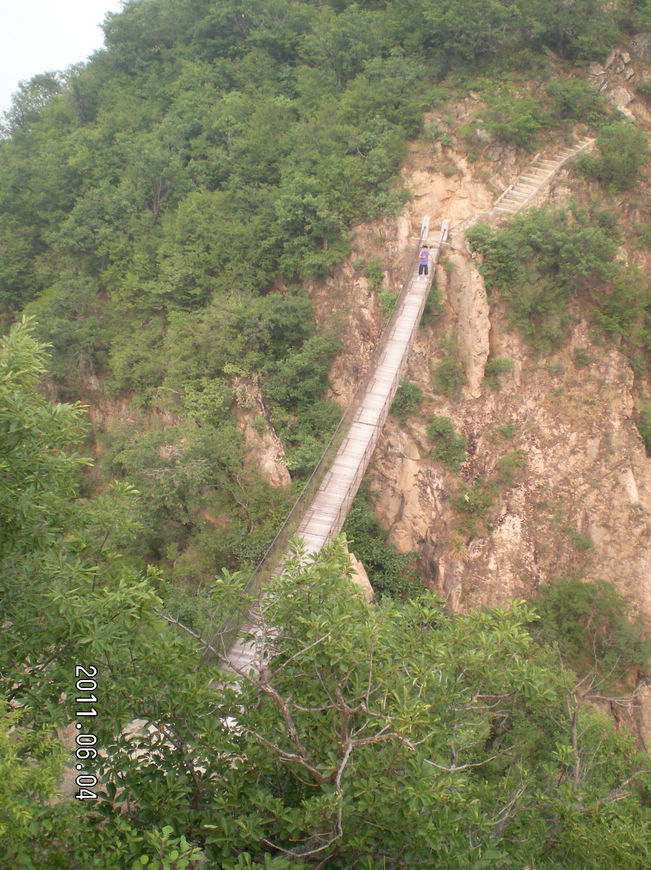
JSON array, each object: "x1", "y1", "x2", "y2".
[
  {"x1": 639, "y1": 678, "x2": 651, "y2": 750},
  {"x1": 609, "y1": 86, "x2": 635, "y2": 117},
  {"x1": 443, "y1": 229, "x2": 490, "y2": 399},
  {"x1": 369, "y1": 319, "x2": 650, "y2": 629},
  {"x1": 346, "y1": 545, "x2": 374, "y2": 602},
  {"x1": 235, "y1": 377, "x2": 291, "y2": 487},
  {"x1": 309, "y1": 129, "x2": 650, "y2": 649},
  {"x1": 630, "y1": 33, "x2": 651, "y2": 62},
  {"x1": 370, "y1": 419, "x2": 443, "y2": 553}
]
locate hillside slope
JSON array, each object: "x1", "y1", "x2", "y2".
[{"x1": 306, "y1": 47, "x2": 650, "y2": 739}]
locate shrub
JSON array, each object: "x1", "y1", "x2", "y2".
[
  {"x1": 343, "y1": 485, "x2": 422, "y2": 600},
  {"x1": 632, "y1": 221, "x2": 651, "y2": 250},
  {"x1": 497, "y1": 423, "x2": 517, "y2": 440},
  {"x1": 535, "y1": 578, "x2": 650, "y2": 689},
  {"x1": 424, "y1": 122, "x2": 446, "y2": 142},
  {"x1": 495, "y1": 450, "x2": 527, "y2": 486},
  {"x1": 481, "y1": 95, "x2": 547, "y2": 150},
  {"x1": 273, "y1": 398, "x2": 341, "y2": 479},
  {"x1": 565, "y1": 525, "x2": 593, "y2": 552},
  {"x1": 452, "y1": 479, "x2": 493, "y2": 534},
  {"x1": 546, "y1": 77, "x2": 606, "y2": 124},
  {"x1": 379, "y1": 286, "x2": 397, "y2": 317},
  {"x1": 421, "y1": 286, "x2": 443, "y2": 324},
  {"x1": 432, "y1": 344, "x2": 465, "y2": 400},
  {"x1": 263, "y1": 333, "x2": 340, "y2": 411},
  {"x1": 577, "y1": 122, "x2": 648, "y2": 192},
  {"x1": 636, "y1": 78, "x2": 651, "y2": 101},
  {"x1": 592, "y1": 266, "x2": 650, "y2": 360},
  {"x1": 426, "y1": 416, "x2": 467, "y2": 472},
  {"x1": 573, "y1": 348, "x2": 591, "y2": 369},
  {"x1": 637, "y1": 401, "x2": 651, "y2": 456},
  {"x1": 484, "y1": 356, "x2": 513, "y2": 390},
  {"x1": 364, "y1": 257, "x2": 384, "y2": 291},
  {"x1": 467, "y1": 207, "x2": 620, "y2": 351},
  {"x1": 391, "y1": 379, "x2": 423, "y2": 424}
]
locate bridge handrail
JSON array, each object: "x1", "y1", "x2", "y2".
[{"x1": 211, "y1": 225, "x2": 434, "y2": 652}]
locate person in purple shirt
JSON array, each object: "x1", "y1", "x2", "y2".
[{"x1": 418, "y1": 244, "x2": 429, "y2": 279}]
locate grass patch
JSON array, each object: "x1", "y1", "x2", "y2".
[
  {"x1": 452, "y1": 479, "x2": 493, "y2": 535},
  {"x1": 497, "y1": 423, "x2": 517, "y2": 440},
  {"x1": 484, "y1": 357, "x2": 513, "y2": 390},
  {"x1": 426, "y1": 415, "x2": 467, "y2": 472},
  {"x1": 432, "y1": 342, "x2": 465, "y2": 400},
  {"x1": 573, "y1": 348, "x2": 591, "y2": 369},
  {"x1": 495, "y1": 450, "x2": 527, "y2": 486},
  {"x1": 391, "y1": 379, "x2": 423, "y2": 425}
]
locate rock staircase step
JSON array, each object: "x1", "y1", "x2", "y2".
[{"x1": 489, "y1": 137, "x2": 595, "y2": 220}]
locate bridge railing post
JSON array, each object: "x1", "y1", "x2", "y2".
[{"x1": 211, "y1": 220, "x2": 440, "y2": 655}]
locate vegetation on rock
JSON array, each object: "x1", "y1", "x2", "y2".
[{"x1": 1, "y1": 0, "x2": 650, "y2": 864}]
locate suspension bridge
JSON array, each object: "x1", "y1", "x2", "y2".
[{"x1": 223, "y1": 134, "x2": 595, "y2": 672}]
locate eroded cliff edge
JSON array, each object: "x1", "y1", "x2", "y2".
[{"x1": 309, "y1": 111, "x2": 649, "y2": 633}]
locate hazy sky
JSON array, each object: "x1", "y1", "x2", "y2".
[{"x1": 0, "y1": 0, "x2": 125, "y2": 115}]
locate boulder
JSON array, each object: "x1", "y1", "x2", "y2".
[
  {"x1": 630, "y1": 32, "x2": 651, "y2": 62},
  {"x1": 347, "y1": 548, "x2": 374, "y2": 602}
]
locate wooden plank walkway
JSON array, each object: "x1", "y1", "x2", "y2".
[
  {"x1": 224, "y1": 221, "x2": 449, "y2": 672},
  {"x1": 297, "y1": 220, "x2": 449, "y2": 555},
  {"x1": 224, "y1": 135, "x2": 597, "y2": 674}
]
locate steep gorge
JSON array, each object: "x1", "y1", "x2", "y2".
[{"x1": 302, "y1": 55, "x2": 650, "y2": 742}]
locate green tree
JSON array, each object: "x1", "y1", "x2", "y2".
[
  {"x1": 208, "y1": 538, "x2": 649, "y2": 868},
  {"x1": 534, "y1": 577, "x2": 650, "y2": 690},
  {"x1": 467, "y1": 206, "x2": 620, "y2": 349},
  {"x1": 1, "y1": 73, "x2": 64, "y2": 135},
  {"x1": 427, "y1": 414, "x2": 468, "y2": 471},
  {"x1": 343, "y1": 485, "x2": 422, "y2": 598},
  {"x1": 1, "y1": 335, "x2": 648, "y2": 868},
  {"x1": 0, "y1": 709, "x2": 65, "y2": 857},
  {"x1": 0, "y1": 318, "x2": 244, "y2": 866},
  {"x1": 578, "y1": 121, "x2": 649, "y2": 191}
]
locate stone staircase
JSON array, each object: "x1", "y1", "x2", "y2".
[{"x1": 492, "y1": 136, "x2": 595, "y2": 218}]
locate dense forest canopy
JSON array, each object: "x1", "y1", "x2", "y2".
[
  {"x1": 1, "y1": 0, "x2": 650, "y2": 866},
  {"x1": 1, "y1": 0, "x2": 649, "y2": 583},
  {"x1": 1, "y1": 322, "x2": 648, "y2": 866}
]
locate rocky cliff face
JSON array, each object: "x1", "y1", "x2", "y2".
[
  {"x1": 312, "y1": 130, "x2": 649, "y2": 632},
  {"x1": 234, "y1": 376, "x2": 291, "y2": 488},
  {"x1": 371, "y1": 306, "x2": 649, "y2": 626}
]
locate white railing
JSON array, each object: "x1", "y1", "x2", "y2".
[{"x1": 213, "y1": 221, "x2": 449, "y2": 653}]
